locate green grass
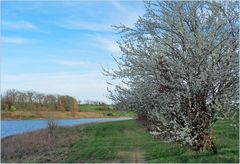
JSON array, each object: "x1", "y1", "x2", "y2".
[
  {"x1": 65, "y1": 120, "x2": 147, "y2": 162},
  {"x1": 2, "y1": 104, "x2": 136, "y2": 120},
  {"x1": 79, "y1": 104, "x2": 111, "y2": 112},
  {"x1": 65, "y1": 119, "x2": 239, "y2": 163},
  {"x1": 3, "y1": 119, "x2": 239, "y2": 163},
  {"x1": 79, "y1": 104, "x2": 136, "y2": 117}
]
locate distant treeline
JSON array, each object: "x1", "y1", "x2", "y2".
[{"x1": 1, "y1": 89, "x2": 79, "y2": 112}]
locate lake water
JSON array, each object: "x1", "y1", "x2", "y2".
[{"x1": 1, "y1": 117, "x2": 132, "y2": 138}]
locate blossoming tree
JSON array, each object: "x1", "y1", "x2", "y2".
[{"x1": 104, "y1": 1, "x2": 239, "y2": 152}]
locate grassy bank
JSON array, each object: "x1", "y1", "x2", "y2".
[
  {"x1": 1, "y1": 104, "x2": 135, "y2": 120},
  {"x1": 80, "y1": 104, "x2": 135, "y2": 117},
  {"x1": 1, "y1": 119, "x2": 239, "y2": 163}
]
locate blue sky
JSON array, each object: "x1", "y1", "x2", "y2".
[{"x1": 1, "y1": 1, "x2": 145, "y2": 103}]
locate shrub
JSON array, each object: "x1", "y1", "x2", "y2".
[
  {"x1": 107, "y1": 112, "x2": 114, "y2": 116},
  {"x1": 47, "y1": 119, "x2": 58, "y2": 139},
  {"x1": 10, "y1": 106, "x2": 16, "y2": 112}
]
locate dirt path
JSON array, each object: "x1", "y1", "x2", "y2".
[{"x1": 117, "y1": 150, "x2": 145, "y2": 163}]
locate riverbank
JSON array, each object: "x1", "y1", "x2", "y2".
[
  {"x1": 1, "y1": 118, "x2": 132, "y2": 138},
  {"x1": 1, "y1": 104, "x2": 135, "y2": 120},
  {"x1": 1, "y1": 111, "x2": 134, "y2": 120},
  {"x1": 1, "y1": 119, "x2": 239, "y2": 163}
]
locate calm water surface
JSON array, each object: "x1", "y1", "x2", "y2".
[{"x1": 1, "y1": 117, "x2": 132, "y2": 138}]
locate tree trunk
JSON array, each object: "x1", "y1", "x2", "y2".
[
  {"x1": 190, "y1": 93, "x2": 217, "y2": 153},
  {"x1": 210, "y1": 140, "x2": 218, "y2": 154}
]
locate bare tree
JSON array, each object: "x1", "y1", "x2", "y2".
[{"x1": 1, "y1": 90, "x2": 79, "y2": 113}]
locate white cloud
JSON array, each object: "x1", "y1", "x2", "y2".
[
  {"x1": 2, "y1": 72, "x2": 112, "y2": 103},
  {"x1": 111, "y1": 0, "x2": 126, "y2": 13},
  {"x1": 95, "y1": 37, "x2": 121, "y2": 55},
  {"x1": 58, "y1": 20, "x2": 112, "y2": 32},
  {"x1": 2, "y1": 20, "x2": 39, "y2": 30},
  {"x1": 110, "y1": 1, "x2": 144, "y2": 28},
  {"x1": 56, "y1": 1, "x2": 144, "y2": 32},
  {"x1": 56, "y1": 60, "x2": 89, "y2": 66},
  {"x1": 0, "y1": 36, "x2": 29, "y2": 44}
]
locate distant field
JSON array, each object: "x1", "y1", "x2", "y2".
[
  {"x1": 1, "y1": 104, "x2": 135, "y2": 120},
  {"x1": 1, "y1": 119, "x2": 239, "y2": 163},
  {"x1": 80, "y1": 104, "x2": 135, "y2": 117}
]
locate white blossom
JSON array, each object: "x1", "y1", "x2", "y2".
[{"x1": 104, "y1": 1, "x2": 239, "y2": 152}]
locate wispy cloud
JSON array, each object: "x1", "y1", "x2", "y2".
[
  {"x1": 56, "y1": 60, "x2": 89, "y2": 66},
  {"x1": 111, "y1": 0, "x2": 127, "y2": 13},
  {"x1": 58, "y1": 19, "x2": 112, "y2": 32},
  {"x1": 56, "y1": 1, "x2": 144, "y2": 32},
  {"x1": 2, "y1": 20, "x2": 39, "y2": 30},
  {"x1": 0, "y1": 36, "x2": 30, "y2": 44},
  {"x1": 110, "y1": 1, "x2": 143, "y2": 28},
  {"x1": 95, "y1": 37, "x2": 121, "y2": 55}
]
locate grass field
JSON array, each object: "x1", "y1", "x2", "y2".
[
  {"x1": 1, "y1": 104, "x2": 135, "y2": 120},
  {"x1": 80, "y1": 104, "x2": 135, "y2": 117},
  {"x1": 1, "y1": 119, "x2": 239, "y2": 163}
]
